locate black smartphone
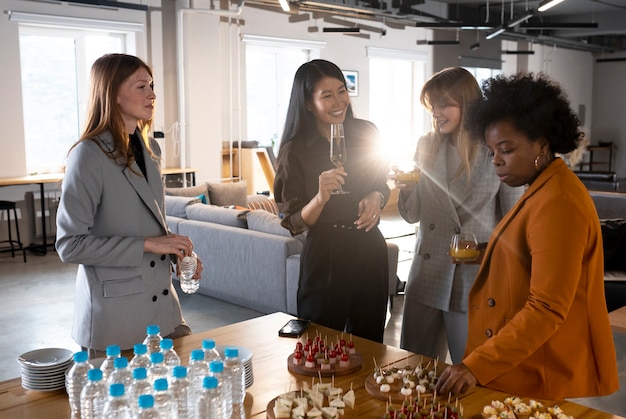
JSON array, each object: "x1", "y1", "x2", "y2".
[{"x1": 278, "y1": 319, "x2": 311, "y2": 337}]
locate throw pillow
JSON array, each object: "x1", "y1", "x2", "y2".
[
  {"x1": 186, "y1": 204, "x2": 248, "y2": 229},
  {"x1": 246, "y1": 210, "x2": 306, "y2": 243},
  {"x1": 165, "y1": 183, "x2": 210, "y2": 202},
  {"x1": 247, "y1": 197, "x2": 279, "y2": 216},
  {"x1": 164, "y1": 195, "x2": 202, "y2": 218},
  {"x1": 600, "y1": 218, "x2": 626, "y2": 271},
  {"x1": 207, "y1": 181, "x2": 248, "y2": 207}
]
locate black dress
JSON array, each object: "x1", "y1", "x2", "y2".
[{"x1": 274, "y1": 118, "x2": 390, "y2": 342}]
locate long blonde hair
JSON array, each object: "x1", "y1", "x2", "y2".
[
  {"x1": 420, "y1": 67, "x2": 482, "y2": 181},
  {"x1": 71, "y1": 53, "x2": 154, "y2": 169}
]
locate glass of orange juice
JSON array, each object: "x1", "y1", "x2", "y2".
[
  {"x1": 389, "y1": 160, "x2": 420, "y2": 184},
  {"x1": 449, "y1": 233, "x2": 480, "y2": 263}
]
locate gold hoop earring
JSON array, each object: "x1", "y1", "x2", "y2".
[{"x1": 534, "y1": 153, "x2": 544, "y2": 170}]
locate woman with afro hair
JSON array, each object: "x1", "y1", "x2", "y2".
[{"x1": 436, "y1": 72, "x2": 619, "y2": 400}]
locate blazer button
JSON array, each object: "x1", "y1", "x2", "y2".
[
  {"x1": 485, "y1": 329, "x2": 493, "y2": 338},
  {"x1": 429, "y1": 224, "x2": 435, "y2": 230},
  {"x1": 152, "y1": 295, "x2": 158, "y2": 302},
  {"x1": 487, "y1": 298, "x2": 496, "y2": 307},
  {"x1": 150, "y1": 261, "x2": 156, "y2": 268},
  {"x1": 160, "y1": 255, "x2": 167, "y2": 261},
  {"x1": 423, "y1": 253, "x2": 430, "y2": 260},
  {"x1": 162, "y1": 289, "x2": 169, "y2": 296},
  {"x1": 454, "y1": 227, "x2": 461, "y2": 234}
]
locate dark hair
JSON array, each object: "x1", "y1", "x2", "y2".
[
  {"x1": 279, "y1": 59, "x2": 354, "y2": 150},
  {"x1": 467, "y1": 72, "x2": 583, "y2": 154},
  {"x1": 74, "y1": 53, "x2": 154, "y2": 168}
]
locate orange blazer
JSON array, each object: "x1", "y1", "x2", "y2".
[{"x1": 463, "y1": 158, "x2": 619, "y2": 400}]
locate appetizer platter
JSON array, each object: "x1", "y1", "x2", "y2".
[
  {"x1": 481, "y1": 396, "x2": 573, "y2": 419},
  {"x1": 267, "y1": 379, "x2": 356, "y2": 419},
  {"x1": 365, "y1": 357, "x2": 441, "y2": 403},
  {"x1": 287, "y1": 333, "x2": 363, "y2": 377},
  {"x1": 383, "y1": 393, "x2": 464, "y2": 419}
]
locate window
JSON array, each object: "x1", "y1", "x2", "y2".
[
  {"x1": 18, "y1": 25, "x2": 131, "y2": 174},
  {"x1": 243, "y1": 36, "x2": 324, "y2": 156},
  {"x1": 367, "y1": 48, "x2": 428, "y2": 163}
]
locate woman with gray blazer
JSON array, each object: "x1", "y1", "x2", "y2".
[
  {"x1": 393, "y1": 68, "x2": 522, "y2": 363},
  {"x1": 56, "y1": 54, "x2": 202, "y2": 353}
]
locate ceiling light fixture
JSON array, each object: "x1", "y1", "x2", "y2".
[
  {"x1": 520, "y1": 22, "x2": 599, "y2": 29},
  {"x1": 414, "y1": 22, "x2": 464, "y2": 28},
  {"x1": 322, "y1": 27, "x2": 360, "y2": 33},
  {"x1": 501, "y1": 49, "x2": 535, "y2": 54},
  {"x1": 486, "y1": 26, "x2": 506, "y2": 39},
  {"x1": 427, "y1": 40, "x2": 461, "y2": 45},
  {"x1": 508, "y1": 12, "x2": 534, "y2": 28},
  {"x1": 537, "y1": 0, "x2": 566, "y2": 12},
  {"x1": 278, "y1": 0, "x2": 291, "y2": 12}
]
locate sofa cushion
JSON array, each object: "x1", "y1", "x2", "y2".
[
  {"x1": 246, "y1": 210, "x2": 306, "y2": 244},
  {"x1": 164, "y1": 195, "x2": 202, "y2": 218},
  {"x1": 165, "y1": 184, "x2": 210, "y2": 201},
  {"x1": 600, "y1": 218, "x2": 626, "y2": 271},
  {"x1": 207, "y1": 181, "x2": 248, "y2": 207},
  {"x1": 186, "y1": 204, "x2": 248, "y2": 228}
]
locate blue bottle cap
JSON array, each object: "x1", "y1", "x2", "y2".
[
  {"x1": 73, "y1": 351, "x2": 89, "y2": 363},
  {"x1": 133, "y1": 367, "x2": 147, "y2": 380},
  {"x1": 203, "y1": 375, "x2": 218, "y2": 389},
  {"x1": 138, "y1": 394, "x2": 155, "y2": 409},
  {"x1": 109, "y1": 383, "x2": 125, "y2": 397},
  {"x1": 209, "y1": 360, "x2": 224, "y2": 373},
  {"x1": 190, "y1": 349, "x2": 205, "y2": 361},
  {"x1": 160, "y1": 338, "x2": 173, "y2": 350},
  {"x1": 134, "y1": 343, "x2": 147, "y2": 355},
  {"x1": 150, "y1": 352, "x2": 164, "y2": 364},
  {"x1": 106, "y1": 345, "x2": 121, "y2": 357},
  {"x1": 154, "y1": 378, "x2": 168, "y2": 391},
  {"x1": 172, "y1": 365, "x2": 187, "y2": 378},
  {"x1": 224, "y1": 346, "x2": 238, "y2": 358},
  {"x1": 202, "y1": 339, "x2": 216, "y2": 350},
  {"x1": 114, "y1": 357, "x2": 128, "y2": 369},
  {"x1": 87, "y1": 369, "x2": 103, "y2": 381},
  {"x1": 147, "y1": 324, "x2": 160, "y2": 335}
]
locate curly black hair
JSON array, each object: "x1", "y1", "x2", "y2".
[{"x1": 466, "y1": 72, "x2": 583, "y2": 154}]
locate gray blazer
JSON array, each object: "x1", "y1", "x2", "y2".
[
  {"x1": 398, "y1": 132, "x2": 523, "y2": 312},
  {"x1": 56, "y1": 130, "x2": 183, "y2": 351}
]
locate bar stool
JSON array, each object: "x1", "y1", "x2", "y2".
[{"x1": 0, "y1": 200, "x2": 27, "y2": 262}]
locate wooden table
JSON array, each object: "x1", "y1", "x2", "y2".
[
  {"x1": 609, "y1": 305, "x2": 626, "y2": 334},
  {"x1": 0, "y1": 312, "x2": 622, "y2": 418},
  {"x1": 0, "y1": 173, "x2": 64, "y2": 255}
]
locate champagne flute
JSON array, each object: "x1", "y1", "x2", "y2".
[{"x1": 330, "y1": 123, "x2": 349, "y2": 195}]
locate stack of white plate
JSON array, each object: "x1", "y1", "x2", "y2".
[
  {"x1": 217, "y1": 345, "x2": 254, "y2": 388},
  {"x1": 17, "y1": 348, "x2": 74, "y2": 391}
]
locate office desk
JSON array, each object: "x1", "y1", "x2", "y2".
[
  {"x1": 0, "y1": 174, "x2": 63, "y2": 255},
  {"x1": 0, "y1": 312, "x2": 622, "y2": 419}
]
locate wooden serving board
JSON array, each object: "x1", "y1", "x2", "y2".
[
  {"x1": 287, "y1": 352, "x2": 363, "y2": 377},
  {"x1": 364, "y1": 373, "x2": 434, "y2": 404},
  {"x1": 266, "y1": 391, "x2": 355, "y2": 419}
]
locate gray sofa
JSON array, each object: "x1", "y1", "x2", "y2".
[
  {"x1": 590, "y1": 191, "x2": 626, "y2": 312},
  {"x1": 164, "y1": 193, "x2": 399, "y2": 316}
]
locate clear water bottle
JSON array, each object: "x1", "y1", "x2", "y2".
[
  {"x1": 160, "y1": 338, "x2": 180, "y2": 371},
  {"x1": 130, "y1": 343, "x2": 152, "y2": 370},
  {"x1": 107, "y1": 356, "x2": 134, "y2": 389},
  {"x1": 178, "y1": 251, "x2": 199, "y2": 294},
  {"x1": 196, "y1": 376, "x2": 223, "y2": 419},
  {"x1": 148, "y1": 352, "x2": 170, "y2": 384},
  {"x1": 153, "y1": 377, "x2": 177, "y2": 419},
  {"x1": 100, "y1": 344, "x2": 121, "y2": 381},
  {"x1": 103, "y1": 382, "x2": 133, "y2": 419},
  {"x1": 66, "y1": 350, "x2": 94, "y2": 419},
  {"x1": 137, "y1": 394, "x2": 161, "y2": 419},
  {"x1": 209, "y1": 359, "x2": 232, "y2": 419},
  {"x1": 170, "y1": 365, "x2": 192, "y2": 419},
  {"x1": 143, "y1": 324, "x2": 163, "y2": 354},
  {"x1": 187, "y1": 349, "x2": 209, "y2": 409},
  {"x1": 80, "y1": 368, "x2": 107, "y2": 419},
  {"x1": 201, "y1": 338, "x2": 222, "y2": 364},
  {"x1": 224, "y1": 346, "x2": 246, "y2": 419},
  {"x1": 128, "y1": 367, "x2": 153, "y2": 416}
]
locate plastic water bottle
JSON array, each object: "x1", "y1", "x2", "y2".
[
  {"x1": 100, "y1": 344, "x2": 121, "y2": 381},
  {"x1": 160, "y1": 338, "x2": 180, "y2": 371},
  {"x1": 137, "y1": 394, "x2": 161, "y2": 418},
  {"x1": 153, "y1": 377, "x2": 177, "y2": 419},
  {"x1": 201, "y1": 338, "x2": 222, "y2": 364},
  {"x1": 196, "y1": 376, "x2": 224, "y2": 419},
  {"x1": 224, "y1": 346, "x2": 246, "y2": 419},
  {"x1": 103, "y1": 382, "x2": 133, "y2": 419},
  {"x1": 178, "y1": 251, "x2": 199, "y2": 294},
  {"x1": 187, "y1": 349, "x2": 209, "y2": 408},
  {"x1": 107, "y1": 356, "x2": 134, "y2": 389},
  {"x1": 148, "y1": 352, "x2": 170, "y2": 384},
  {"x1": 128, "y1": 367, "x2": 153, "y2": 416},
  {"x1": 170, "y1": 365, "x2": 192, "y2": 419},
  {"x1": 80, "y1": 369, "x2": 107, "y2": 419},
  {"x1": 130, "y1": 343, "x2": 152, "y2": 370},
  {"x1": 209, "y1": 359, "x2": 232, "y2": 419},
  {"x1": 66, "y1": 350, "x2": 94, "y2": 419},
  {"x1": 143, "y1": 324, "x2": 163, "y2": 354}
]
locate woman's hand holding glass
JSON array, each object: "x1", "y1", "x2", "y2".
[
  {"x1": 449, "y1": 233, "x2": 484, "y2": 264},
  {"x1": 389, "y1": 160, "x2": 420, "y2": 189}
]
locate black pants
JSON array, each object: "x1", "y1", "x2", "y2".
[{"x1": 297, "y1": 223, "x2": 388, "y2": 342}]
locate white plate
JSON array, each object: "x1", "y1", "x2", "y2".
[
  {"x1": 18, "y1": 348, "x2": 73, "y2": 368},
  {"x1": 215, "y1": 345, "x2": 253, "y2": 364},
  {"x1": 21, "y1": 379, "x2": 66, "y2": 391},
  {"x1": 20, "y1": 360, "x2": 72, "y2": 374}
]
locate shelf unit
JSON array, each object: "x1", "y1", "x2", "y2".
[{"x1": 577, "y1": 142, "x2": 614, "y2": 172}]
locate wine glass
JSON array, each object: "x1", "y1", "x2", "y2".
[
  {"x1": 178, "y1": 251, "x2": 199, "y2": 294},
  {"x1": 449, "y1": 233, "x2": 480, "y2": 263},
  {"x1": 389, "y1": 160, "x2": 420, "y2": 185},
  {"x1": 330, "y1": 123, "x2": 349, "y2": 194}
]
